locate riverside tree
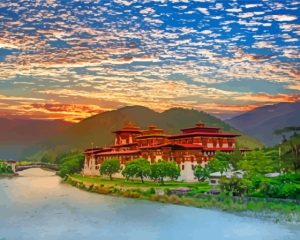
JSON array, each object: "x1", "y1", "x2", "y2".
[
  {"x1": 193, "y1": 165, "x2": 210, "y2": 182},
  {"x1": 99, "y1": 158, "x2": 121, "y2": 180},
  {"x1": 122, "y1": 158, "x2": 150, "y2": 183},
  {"x1": 150, "y1": 160, "x2": 180, "y2": 184},
  {"x1": 207, "y1": 151, "x2": 230, "y2": 174},
  {"x1": 57, "y1": 152, "x2": 84, "y2": 177}
]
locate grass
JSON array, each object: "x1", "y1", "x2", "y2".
[
  {"x1": 65, "y1": 174, "x2": 300, "y2": 223},
  {"x1": 71, "y1": 174, "x2": 210, "y2": 190}
]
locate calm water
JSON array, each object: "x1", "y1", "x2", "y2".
[{"x1": 0, "y1": 169, "x2": 299, "y2": 240}]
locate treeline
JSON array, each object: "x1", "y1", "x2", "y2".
[{"x1": 100, "y1": 158, "x2": 180, "y2": 184}]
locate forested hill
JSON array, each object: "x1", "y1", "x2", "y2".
[
  {"x1": 26, "y1": 106, "x2": 263, "y2": 161},
  {"x1": 227, "y1": 102, "x2": 300, "y2": 146}
]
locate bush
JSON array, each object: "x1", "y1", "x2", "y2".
[{"x1": 0, "y1": 162, "x2": 13, "y2": 174}]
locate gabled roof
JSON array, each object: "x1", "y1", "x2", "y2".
[{"x1": 112, "y1": 121, "x2": 142, "y2": 134}]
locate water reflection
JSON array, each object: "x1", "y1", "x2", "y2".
[{"x1": 0, "y1": 169, "x2": 299, "y2": 240}]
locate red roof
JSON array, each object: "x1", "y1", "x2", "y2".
[
  {"x1": 203, "y1": 147, "x2": 236, "y2": 151},
  {"x1": 112, "y1": 122, "x2": 142, "y2": 134},
  {"x1": 136, "y1": 134, "x2": 168, "y2": 139},
  {"x1": 168, "y1": 131, "x2": 240, "y2": 139},
  {"x1": 110, "y1": 143, "x2": 137, "y2": 148},
  {"x1": 96, "y1": 150, "x2": 141, "y2": 156},
  {"x1": 140, "y1": 143, "x2": 203, "y2": 150},
  {"x1": 84, "y1": 148, "x2": 105, "y2": 154}
]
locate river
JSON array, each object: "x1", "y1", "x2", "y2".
[{"x1": 0, "y1": 168, "x2": 299, "y2": 240}]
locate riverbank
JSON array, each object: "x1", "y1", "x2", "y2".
[
  {"x1": 0, "y1": 173, "x2": 18, "y2": 177},
  {"x1": 65, "y1": 175, "x2": 300, "y2": 223}
]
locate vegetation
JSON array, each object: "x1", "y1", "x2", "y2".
[
  {"x1": 237, "y1": 150, "x2": 278, "y2": 176},
  {"x1": 193, "y1": 151, "x2": 230, "y2": 182},
  {"x1": 149, "y1": 160, "x2": 180, "y2": 184},
  {"x1": 0, "y1": 161, "x2": 14, "y2": 175},
  {"x1": 122, "y1": 158, "x2": 150, "y2": 183},
  {"x1": 57, "y1": 152, "x2": 84, "y2": 177},
  {"x1": 99, "y1": 158, "x2": 121, "y2": 180},
  {"x1": 66, "y1": 174, "x2": 300, "y2": 222},
  {"x1": 193, "y1": 165, "x2": 210, "y2": 182}
]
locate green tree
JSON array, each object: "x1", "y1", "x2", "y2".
[
  {"x1": 150, "y1": 160, "x2": 180, "y2": 184},
  {"x1": 0, "y1": 162, "x2": 13, "y2": 174},
  {"x1": 280, "y1": 134, "x2": 300, "y2": 173},
  {"x1": 220, "y1": 176, "x2": 252, "y2": 196},
  {"x1": 122, "y1": 158, "x2": 150, "y2": 183},
  {"x1": 193, "y1": 165, "x2": 210, "y2": 182},
  {"x1": 122, "y1": 163, "x2": 136, "y2": 181},
  {"x1": 237, "y1": 150, "x2": 276, "y2": 176},
  {"x1": 57, "y1": 152, "x2": 84, "y2": 177},
  {"x1": 207, "y1": 151, "x2": 230, "y2": 174},
  {"x1": 229, "y1": 150, "x2": 243, "y2": 169},
  {"x1": 100, "y1": 158, "x2": 121, "y2": 180}
]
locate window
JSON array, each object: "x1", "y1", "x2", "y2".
[
  {"x1": 182, "y1": 165, "x2": 185, "y2": 170},
  {"x1": 192, "y1": 165, "x2": 195, "y2": 170},
  {"x1": 210, "y1": 179, "x2": 217, "y2": 184}
]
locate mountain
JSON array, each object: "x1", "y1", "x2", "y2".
[
  {"x1": 0, "y1": 118, "x2": 72, "y2": 159},
  {"x1": 227, "y1": 102, "x2": 300, "y2": 146},
  {"x1": 26, "y1": 106, "x2": 262, "y2": 161}
]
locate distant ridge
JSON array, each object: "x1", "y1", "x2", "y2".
[
  {"x1": 24, "y1": 105, "x2": 262, "y2": 159},
  {"x1": 0, "y1": 118, "x2": 71, "y2": 159},
  {"x1": 227, "y1": 102, "x2": 300, "y2": 146}
]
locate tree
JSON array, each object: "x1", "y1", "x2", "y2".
[
  {"x1": 279, "y1": 132, "x2": 300, "y2": 173},
  {"x1": 122, "y1": 163, "x2": 136, "y2": 181},
  {"x1": 0, "y1": 162, "x2": 13, "y2": 174},
  {"x1": 122, "y1": 158, "x2": 150, "y2": 183},
  {"x1": 57, "y1": 152, "x2": 84, "y2": 177},
  {"x1": 193, "y1": 165, "x2": 210, "y2": 182},
  {"x1": 207, "y1": 151, "x2": 230, "y2": 174},
  {"x1": 150, "y1": 160, "x2": 180, "y2": 184},
  {"x1": 99, "y1": 158, "x2": 121, "y2": 180},
  {"x1": 237, "y1": 150, "x2": 277, "y2": 176},
  {"x1": 220, "y1": 176, "x2": 252, "y2": 196},
  {"x1": 229, "y1": 150, "x2": 243, "y2": 169}
]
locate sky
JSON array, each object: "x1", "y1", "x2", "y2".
[{"x1": 0, "y1": 0, "x2": 299, "y2": 122}]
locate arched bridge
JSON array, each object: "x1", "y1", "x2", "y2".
[{"x1": 15, "y1": 163, "x2": 58, "y2": 172}]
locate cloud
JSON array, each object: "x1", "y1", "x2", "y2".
[
  {"x1": 0, "y1": 0, "x2": 298, "y2": 121},
  {"x1": 270, "y1": 15, "x2": 298, "y2": 22},
  {"x1": 234, "y1": 93, "x2": 300, "y2": 103},
  {"x1": 196, "y1": 8, "x2": 209, "y2": 15}
]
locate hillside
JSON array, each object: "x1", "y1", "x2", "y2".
[
  {"x1": 227, "y1": 102, "x2": 300, "y2": 146},
  {"x1": 26, "y1": 106, "x2": 262, "y2": 161},
  {"x1": 0, "y1": 118, "x2": 72, "y2": 159}
]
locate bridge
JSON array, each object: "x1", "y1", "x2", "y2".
[
  {"x1": 15, "y1": 163, "x2": 58, "y2": 172},
  {"x1": 4, "y1": 161, "x2": 58, "y2": 172}
]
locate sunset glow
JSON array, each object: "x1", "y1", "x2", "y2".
[{"x1": 0, "y1": 0, "x2": 299, "y2": 122}]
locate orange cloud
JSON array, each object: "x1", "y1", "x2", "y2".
[{"x1": 234, "y1": 93, "x2": 300, "y2": 103}]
